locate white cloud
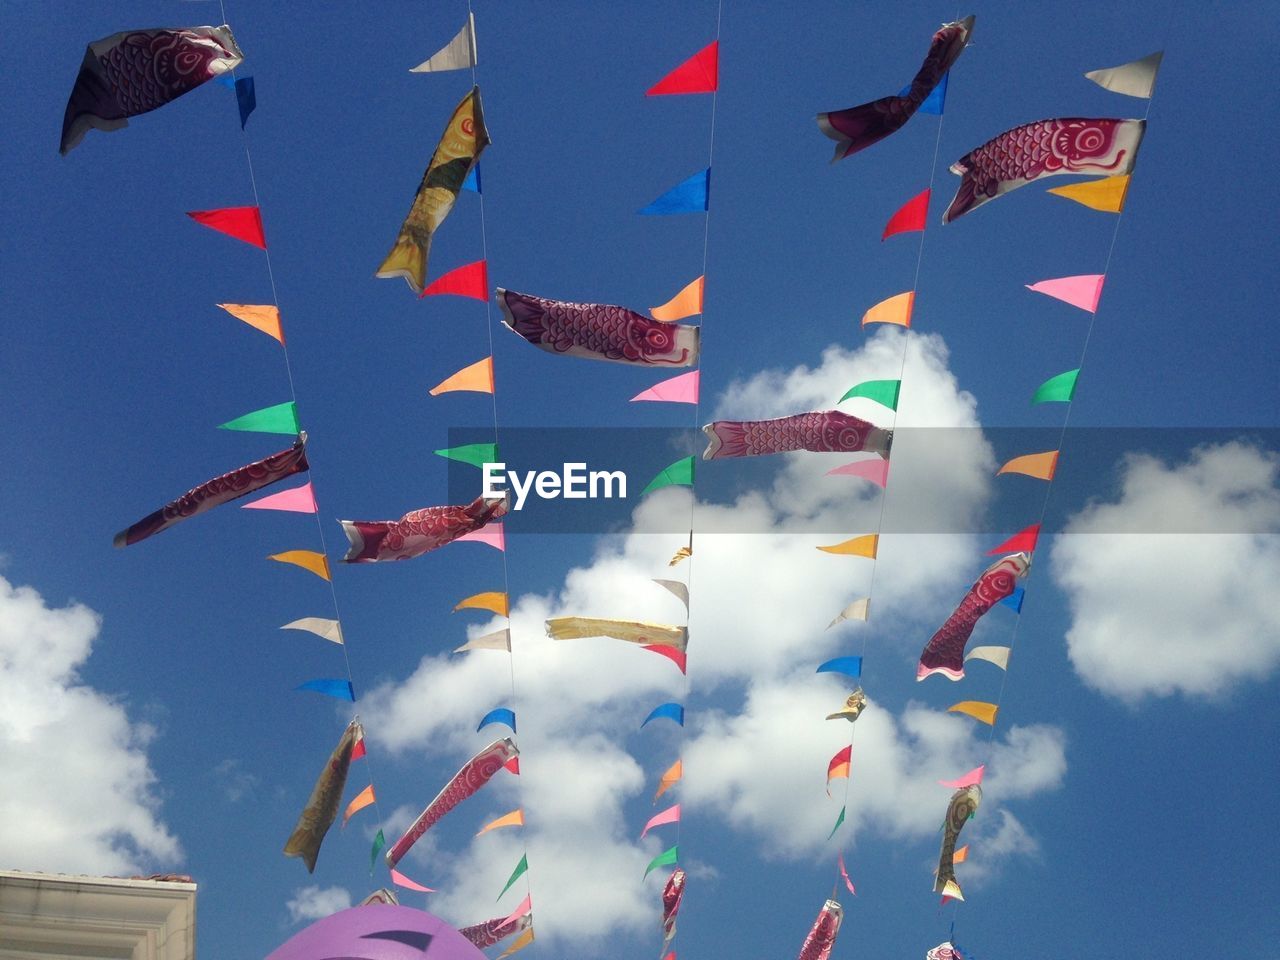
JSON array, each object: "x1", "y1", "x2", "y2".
[
  {"x1": 286, "y1": 884, "x2": 352, "y2": 924},
  {"x1": 1051, "y1": 442, "x2": 1280, "y2": 700},
  {"x1": 0, "y1": 574, "x2": 180, "y2": 875}
]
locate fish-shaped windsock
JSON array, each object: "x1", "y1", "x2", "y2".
[
  {"x1": 661, "y1": 867, "x2": 686, "y2": 955},
  {"x1": 377, "y1": 86, "x2": 489, "y2": 293},
  {"x1": 918, "y1": 553, "x2": 1029, "y2": 680},
  {"x1": 61, "y1": 25, "x2": 244, "y2": 154},
  {"x1": 497, "y1": 288, "x2": 699, "y2": 367},
  {"x1": 796, "y1": 899, "x2": 844, "y2": 960},
  {"x1": 702, "y1": 410, "x2": 891, "y2": 461},
  {"x1": 283, "y1": 719, "x2": 363, "y2": 873},
  {"x1": 817, "y1": 16, "x2": 973, "y2": 162},
  {"x1": 545, "y1": 617, "x2": 689, "y2": 651},
  {"x1": 935, "y1": 785, "x2": 981, "y2": 900},
  {"x1": 943, "y1": 117, "x2": 1145, "y2": 223},
  {"x1": 339, "y1": 494, "x2": 507, "y2": 563}
]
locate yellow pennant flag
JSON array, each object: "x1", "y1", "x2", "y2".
[
  {"x1": 476, "y1": 809, "x2": 525, "y2": 836},
  {"x1": 268, "y1": 549, "x2": 331, "y2": 581},
  {"x1": 1046, "y1": 174, "x2": 1130, "y2": 213},
  {"x1": 651, "y1": 275, "x2": 704, "y2": 322},
  {"x1": 654, "y1": 758, "x2": 682, "y2": 802},
  {"x1": 948, "y1": 701, "x2": 999, "y2": 726},
  {"x1": 430, "y1": 356, "x2": 494, "y2": 396},
  {"x1": 343, "y1": 784, "x2": 375, "y2": 826},
  {"x1": 669, "y1": 544, "x2": 692, "y2": 567},
  {"x1": 997, "y1": 450, "x2": 1059, "y2": 481},
  {"x1": 496, "y1": 926, "x2": 534, "y2": 960},
  {"x1": 454, "y1": 591, "x2": 510, "y2": 616},
  {"x1": 217, "y1": 303, "x2": 284, "y2": 343},
  {"x1": 861, "y1": 291, "x2": 914, "y2": 328},
  {"x1": 817, "y1": 534, "x2": 878, "y2": 558}
]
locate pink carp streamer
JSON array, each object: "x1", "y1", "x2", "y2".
[
  {"x1": 935, "y1": 785, "x2": 981, "y2": 900},
  {"x1": 917, "y1": 553, "x2": 1029, "y2": 681},
  {"x1": 61, "y1": 26, "x2": 243, "y2": 154},
  {"x1": 497, "y1": 288, "x2": 699, "y2": 367},
  {"x1": 702, "y1": 410, "x2": 891, "y2": 461},
  {"x1": 660, "y1": 868, "x2": 686, "y2": 956},
  {"x1": 459, "y1": 914, "x2": 532, "y2": 949},
  {"x1": 796, "y1": 899, "x2": 843, "y2": 960},
  {"x1": 817, "y1": 17, "x2": 973, "y2": 162},
  {"x1": 943, "y1": 117, "x2": 1146, "y2": 223},
  {"x1": 386, "y1": 738, "x2": 519, "y2": 868},
  {"x1": 340, "y1": 494, "x2": 507, "y2": 563},
  {"x1": 114, "y1": 437, "x2": 309, "y2": 547},
  {"x1": 283, "y1": 719, "x2": 363, "y2": 873},
  {"x1": 927, "y1": 943, "x2": 967, "y2": 960}
]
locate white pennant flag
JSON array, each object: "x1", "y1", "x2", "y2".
[
  {"x1": 1085, "y1": 50, "x2": 1162, "y2": 99},
  {"x1": 454, "y1": 627, "x2": 511, "y2": 653},
  {"x1": 411, "y1": 13, "x2": 477, "y2": 73},
  {"x1": 826, "y1": 597, "x2": 870, "y2": 629},
  {"x1": 281, "y1": 617, "x2": 344, "y2": 644}
]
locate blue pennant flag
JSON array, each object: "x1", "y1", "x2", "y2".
[
  {"x1": 898, "y1": 72, "x2": 947, "y2": 115},
  {"x1": 999, "y1": 587, "x2": 1025, "y2": 613},
  {"x1": 462, "y1": 165, "x2": 481, "y2": 193},
  {"x1": 641, "y1": 702, "x2": 685, "y2": 728},
  {"x1": 235, "y1": 76, "x2": 256, "y2": 129},
  {"x1": 816, "y1": 656, "x2": 863, "y2": 679},
  {"x1": 214, "y1": 73, "x2": 236, "y2": 90},
  {"x1": 296, "y1": 678, "x2": 355, "y2": 702},
  {"x1": 477, "y1": 706, "x2": 517, "y2": 733},
  {"x1": 639, "y1": 168, "x2": 710, "y2": 215}
]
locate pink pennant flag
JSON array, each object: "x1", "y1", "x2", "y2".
[
  {"x1": 837, "y1": 852, "x2": 856, "y2": 896},
  {"x1": 422, "y1": 260, "x2": 489, "y2": 301},
  {"x1": 1026, "y1": 274, "x2": 1105, "y2": 313},
  {"x1": 644, "y1": 644, "x2": 687, "y2": 674},
  {"x1": 502, "y1": 893, "x2": 533, "y2": 927},
  {"x1": 242, "y1": 481, "x2": 317, "y2": 513},
  {"x1": 825, "y1": 459, "x2": 889, "y2": 488},
  {"x1": 938, "y1": 764, "x2": 985, "y2": 789},
  {"x1": 632, "y1": 370, "x2": 700, "y2": 404},
  {"x1": 456, "y1": 523, "x2": 506, "y2": 551},
  {"x1": 640, "y1": 804, "x2": 681, "y2": 839},
  {"x1": 390, "y1": 868, "x2": 435, "y2": 893},
  {"x1": 987, "y1": 523, "x2": 1041, "y2": 555}
]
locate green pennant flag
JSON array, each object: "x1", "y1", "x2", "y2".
[
  {"x1": 370, "y1": 829, "x2": 386, "y2": 872},
  {"x1": 827, "y1": 805, "x2": 846, "y2": 841},
  {"x1": 838, "y1": 379, "x2": 901, "y2": 411},
  {"x1": 434, "y1": 442, "x2": 498, "y2": 468},
  {"x1": 1031, "y1": 369, "x2": 1080, "y2": 405},
  {"x1": 642, "y1": 456, "x2": 696, "y2": 496},
  {"x1": 218, "y1": 400, "x2": 300, "y2": 435},
  {"x1": 497, "y1": 853, "x2": 528, "y2": 899},
  {"x1": 643, "y1": 844, "x2": 679, "y2": 878}
]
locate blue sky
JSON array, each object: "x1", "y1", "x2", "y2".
[{"x1": 3, "y1": 2, "x2": 1279, "y2": 958}]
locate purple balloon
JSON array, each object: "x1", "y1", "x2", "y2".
[{"x1": 268, "y1": 905, "x2": 487, "y2": 960}]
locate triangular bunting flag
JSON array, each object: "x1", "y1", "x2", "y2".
[
  {"x1": 652, "y1": 579, "x2": 690, "y2": 611},
  {"x1": 219, "y1": 401, "x2": 299, "y2": 435},
  {"x1": 454, "y1": 628, "x2": 511, "y2": 653},
  {"x1": 496, "y1": 927, "x2": 534, "y2": 960},
  {"x1": 268, "y1": 550, "x2": 331, "y2": 581},
  {"x1": 504, "y1": 756, "x2": 520, "y2": 775},
  {"x1": 668, "y1": 544, "x2": 692, "y2": 566},
  {"x1": 988, "y1": 523, "x2": 1041, "y2": 555},
  {"x1": 644, "y1": 845, "x2": 679, "y2": 879},
  {"x1": 351, "y1": 734, "x2": 366, "y2": 761},
  {"x1": 861, "y1": 291, "x2": 914, "y2": 327},
  {"x1": 435, "y1": 442, "x2": 498, "y2": 468},
  {"x1": 1026, "y1": 275, "x2": 1105, "y2": 313},
  {"x1": 651, "y1": 276, "x2": 705, "y2": 322},
  {"x1": 431, "y1": 357, "x2": 494, "y2": 396},
  {"x1": 390, "y1": 868, "x2": 435, "y2": 892},
  {"x1": 900, "y1": 70, "x2": 948, "y2": 114},
  {"x1": 999, "y1": 587, "x2": 1025, "y2": 613},
  {"x1": 1047, "y1": 175, "x2": 1130, "y2": 213},
  {"x1": 216, "y1": 303, "x2": 284, "y2": 344},
  {"x1": 826, "y1": 598, "x2": 869, "y2": 629},
  {"x1": 827, "y1": 746, "x2": 852, "y2": 783},
  {"x1": 642, "y1": 702, "x2": 685, "y2": 728},
  {"x1": 643, "y1": 456, "x2": 695, "y2": 495},
  {"x1": 477, "y1": 809, "x2": 525, "y2": 837},
  {"x1": 343, "y1": 784, "x2": 375, "y2": 826},
  {"x1": 242, "y1": 481, "x2": 317, "y2": 513},
  {"x1": 825, "y1": 459, "x2": 889, "y2": 488},
  {"x1": 281, "y1": 617, "x2": 344, "y2": 645},
  {"x1": 882, "y1": 189, "x2": 930, "y2": 240},
  {"x1": 370, "y1": 829, "x2": 386, "y2": 871},
  {"x1": 938, "y1": 764, "x2": 985, "y2": 789},
  {"x1": 477, "y1": 707, "x2": 517, "y2": 733},
  {"x1": 654, "y1": 759, "x2": 682, "y2": 801},
  {"x1": 827, "y1": 805, "x2": 846, "y2": 840},
  {"x1": 965, "y1": 646, "x2": 1011, "y2": 670},
  {"x1": 187, "y1": 206, "x2": 265, "y2": 249},
  {"x1": 640, "y1": 804, "x2": 681, "y2": 839},
  {"x1": 632, "y1": 370, "x2": 699, "y2": 404},
  {"x1": 411, "y1": 13, "x2": 477, "y2": 73},
  {"x1": 948, "y1": 701, "x2": 999, "y2": 726},
  {"x1": 816, "y1": 656, "x2": 862, "y2": 679},
  {"x1": 235, "y1": 76, "x2": 255, "y2": 129},
  {"x1": 953, "y1": 844, "x2": 969, "y2": 864},
  {"x1": 647, "y1": 41, "x2": 719, "y2": 95},
  {"x1": 497, "y1": 854, "x2": 529, "y2": 900},
  {"x1": 462, "y1": 164, "x2": 481, "y2": 193},
  {"x1": 644, "y1": 644, "x2": 687, "y2": 674},
  {"x1": 1032, "y1": 369, "x2": 1080, "y2": 405},
  {"x1": 639, "y1": 169, "x2": 710, "y2": 215},
  {"x1": 997, "y1": 451, "x2": 1059, "y2": 481},
  {"x1": 501, "y1": 894, "x2": 533, "y2": 927},
  {"x1": 838, "y1": 852, "x2": 857, "y2": 896},
  {"x1": 297, "y1": 678, "x2": 355, "y2": 702},
  {"x1": 454, "y1": 591, "x2": 509, "y2": 616},
  {"x1": 422, "y1": 260, "x2": 489, "y2": 301},
  {"x1": 838, "y1": 379, "x2": 901, "y2": 410},
  {"x1": 1084, "y1": 50, "x2": 1162, "y2": 98},
  {"x1": 456, "y1": 524, "x2": 505, "y2": 551},
  {"x1": 817, "y1": 534, "x2": 878, "y2": 557}
]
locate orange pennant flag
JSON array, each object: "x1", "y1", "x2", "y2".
[
  {"x1": 343, "y1": 784, "x2": 375, "y2": 826},
  {"x1": 651, "y1": 276, "x2": 704, "y2": 322},
  {"x1": 430, "y1": 357, "x2": 494, "y2": 396},
  {"x1": 861, "y1": 291, "x2": 914, "y2": 328},
  {"x1": 268, "y1": 550, "x2": 331, "y2": 581},
  {"x1": 1046, "y1": 174, "x2": 1130, "y2": 213},
  {"x1": 997, "y1": 451, "x2": 1059, "y2": 481},
  {"x1": 454, "y1": 591, "x2": 510, "y2": 617},
  {"x1": 476, "y1": 809, "x2": 525, "y2": 836},
  {"x1": 216, "y1": 303, "x2": 284, "y2": 344},
  {"x1": 948, "y1": 701, "x2": 999, "y2": 725},
  {"x1": 953, "y1": 844, "x2": 969, "y2": 864},
  {"x1": 654, "y1": 759, "x2": 682, "y2": 802},
  {"x1": 496, "y1": 926, "x2": 534, "y2": 960},
  {"x1": 817, "y1": 534, "x2": 878, "y2": 558}
]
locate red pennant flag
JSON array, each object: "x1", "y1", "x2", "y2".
[
  {"x1": 422, "y1": 260, "x2": 488, "y2": 301},
  {"x1": 351, "y1": 736, "x2": 366, "y2": 761},
  {"x1": 882, "y1": 189, "x2": 930, "y2": 240},
  {"x1": 187, "y1": 206, "x2": 266, "y2": 249},
  {"x1": 646, "y1": 41, "x2": 719, "y2": 96},
  {"x1": 504, "y1": 756, "x2": 521, "y2": 775},
  {"x1": 987, "y1": 523, "x2": 1041, "y2": 555}
]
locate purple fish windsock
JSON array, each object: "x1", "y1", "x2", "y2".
[
  {"x1": 927, "y1": 943, "x2": 966, "y2": 960},
  {"x1": 386, "y1": 738, "x2": 518, "y2": 868},
  {"x1": 817, "y1": 16, "x2": 973, "y2": 162},
  {"x1": 114, "y1": 436, "x2": 308, "y2": 547},
  {"x1": 918, "y1": 553, "x2": 1029, "y2": 681},
  {"x1": 340, "y1": 494, "x2": 507, "y2": 563},
  {"x1": 935, "y1": 785, "x2": 981, "y2": 900},
  {"x1": 283, "y1": 719, "x2": 362, "y2": 873},
  {"x1": 496, "y1": 288, "x2": 699, "y2": 367},
  {"x1": 61, "y1": 26, "x2": 244, "y2": 155},
  {"x1": 943, "y1": 117, "x2": 1145, "y2": 223},
  {"x1": 660, "y1": 867, "x2": 686, "y2": 955},
  {"x1": 460, "y1": 914, "x2": 532, "y2": 949},
  {"x1": 702, "y1": 410, "x2": 891, "y2": 461},
  {"x1": 796, "y1": 899, "x2": 843, "y2": 960}
]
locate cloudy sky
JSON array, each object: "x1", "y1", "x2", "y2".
[{"x1": 3, "y1": 2, "x2": 1278, "y2": 958}]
